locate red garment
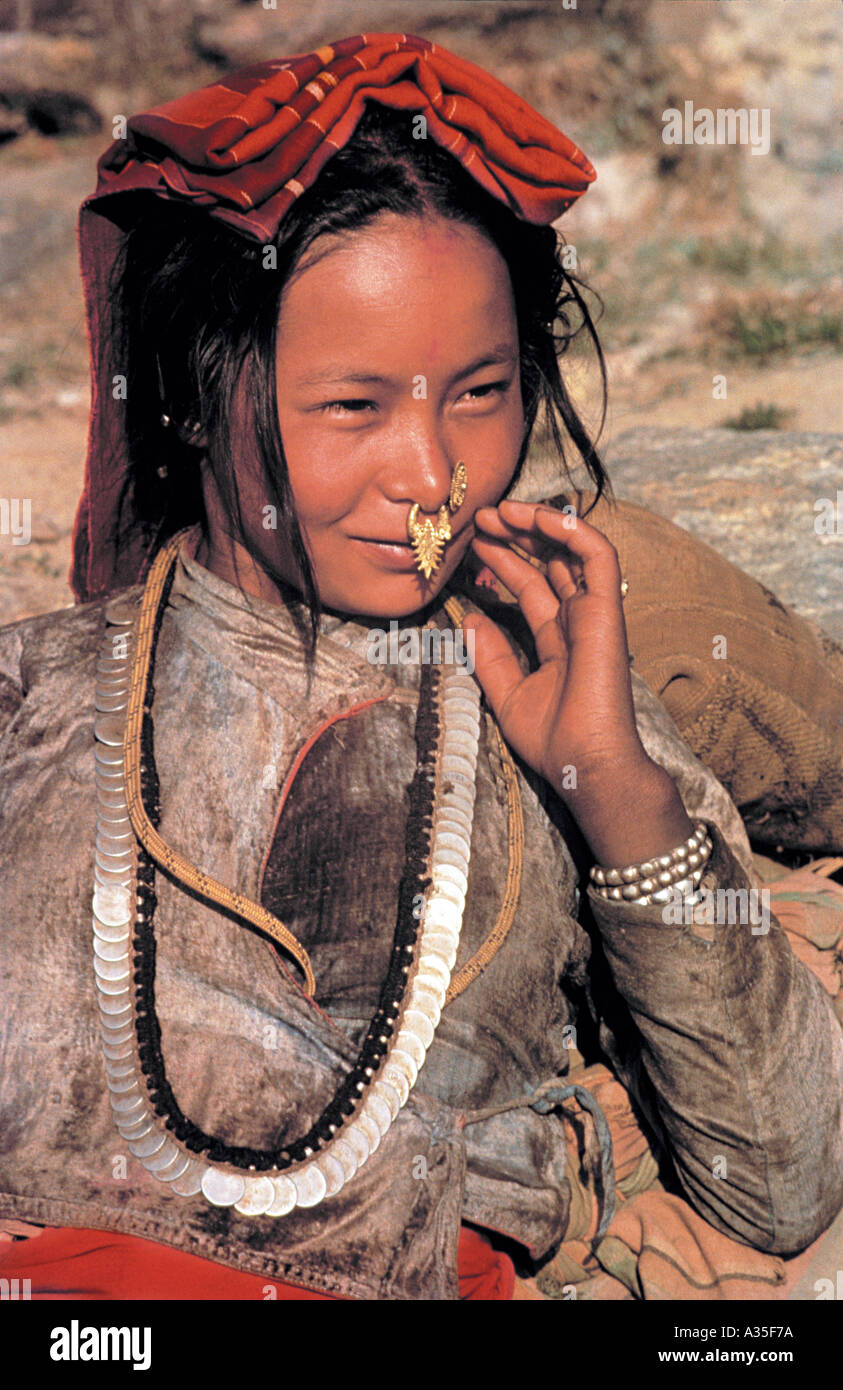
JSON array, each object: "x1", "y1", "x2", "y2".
[
  {"x1": 70, "y1": 31, "x2": 595, "y2": 606},
  {"x1": 0, "y1": 1223, "x2": 514, "y2": 1301},
  {"x1": 93, "y1": 34, "x2": 595, "y2": 235}
]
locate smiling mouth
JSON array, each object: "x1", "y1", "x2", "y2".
[
  {"x1": 350, "y1": 519, "x2": 473, "y2": 571},
  {"x1": 351, "y1": 536, "x2": 426, "y2": 574},
  {"x1": 358, "y1": 538, "x2": 413, "y2": 548}
]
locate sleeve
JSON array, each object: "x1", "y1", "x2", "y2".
[
  {"x1": 588, "y1": 824, "x2": 843, "y2": 1255},
  {"x1": 581, "y1": 672, "x2": 843, "y2": 1255}
]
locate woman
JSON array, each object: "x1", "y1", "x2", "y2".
[{"x1": 0, "y1": 32, "x2": 841, "y2": 1302}]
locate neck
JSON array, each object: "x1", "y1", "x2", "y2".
[
  {"x1": 192, "y1": 530, "x2": 460, "y2": 631},
  {"x1": 192, "y1": 531, "x2": 302, "y2": 611}
]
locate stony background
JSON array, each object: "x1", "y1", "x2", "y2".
[
  {"x1": 516, "y1": 428, "x2": 843, "y2": 641},
  {"x1": 603, "y1": 430, "x2": 842, "y2": 642},
  {"x1": 0, "y1": 0, "x2": 840, "y2": 637}
]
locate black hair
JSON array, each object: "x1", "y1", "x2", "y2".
[{"x1": 111, "y1": 100, "x2": 610, "y2": 663}]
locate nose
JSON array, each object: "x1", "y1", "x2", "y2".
[{"x1": 381, "y1": 418, "x2": 455, "y2": 516}]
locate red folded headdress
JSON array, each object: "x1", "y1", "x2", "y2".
[{"x1": 70, "y1": 32, "x2": 596, "y2": 603}]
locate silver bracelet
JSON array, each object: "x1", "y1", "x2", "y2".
[{"x1": 589, "y1": 821, "x2": 713, "y2": 907}]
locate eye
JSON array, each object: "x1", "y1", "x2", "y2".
[
  {"x1": 319, "y1": 398, "x2": 377, "y2": 417},
  {"x1": 460, "y1": 379, "x2": 512, "y2": 403}
]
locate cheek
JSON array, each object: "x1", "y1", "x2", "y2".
[
  {"x1": 276, "y1": 377, "x2": 526, "y2": 526},
  {"x1": 474, "y1": 396, "x2": 526, "y2": 497},
  {"x1": 277, "y1": 417, "x2": 363, "y2": 526}
]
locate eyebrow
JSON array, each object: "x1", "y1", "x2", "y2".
[{"x1": 296, "y1": 343, "x2": 518, "y2": 389}]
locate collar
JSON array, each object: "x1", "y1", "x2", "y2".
[{"x1": 162, "y1": 524, "x2": 466, "y2": 718}]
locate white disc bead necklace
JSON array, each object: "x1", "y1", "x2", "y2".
[{"x1": 92, "y1": 584, "x2": 481, "y2": 1217}]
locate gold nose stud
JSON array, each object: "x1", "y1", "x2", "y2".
[
  {"x1": 407, "y1": 462, "x2": 468, "y2": 579},
  {"x1": 449, "y1": 461, "x2": 467, "y2": 513}
]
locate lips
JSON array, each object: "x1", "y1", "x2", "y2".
[
  {"x1": 357, "y1": 538, "x2": 413, "y2": 547},
  {"x1": 353, "y1": 526, "x2": 468, "y2": 547},
  {"x1": 349, "y1": 536, "x2": 421, "y2": 574},
  {"x1": 351, "y1": 521, "x2": 475, "y2": 579}
]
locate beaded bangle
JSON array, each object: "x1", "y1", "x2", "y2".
[{"x1": 589, "y1": 821, "x2": 713, "y2": 907}]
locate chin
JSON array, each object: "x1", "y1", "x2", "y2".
[
  {"x1": 324, "y1": 570, "x2": 455, "y2": 623},
  {"x1": 316, "y1": 539, "x2": 473, "y2": 622}
]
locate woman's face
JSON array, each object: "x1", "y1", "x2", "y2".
[{"x1": 205, "y1": 212, "x2": 525, "y2": 619}]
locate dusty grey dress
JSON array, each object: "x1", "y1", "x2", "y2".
[{"x1": 1, "y1": 525, "x2": 841, "y2": 1299}]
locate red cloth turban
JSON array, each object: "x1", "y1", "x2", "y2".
[{"x1": 70, "y1": 32, "x2": 596, "y2": 602}]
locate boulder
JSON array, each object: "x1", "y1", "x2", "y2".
[
  {"x1": 0, "y1": 32, "x2": 101, "y2": 136},
  {"x1": 517, "y1": 428, "x2": 842, "y2": 640},
  {"x1": 196, "y1": 0, "x2": 566, "y2": 68},
  {"x1": 0, "y1": 32, "x2": 98, "y2": 92}
]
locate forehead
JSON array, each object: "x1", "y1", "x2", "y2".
[{"x1": 276, "y1": 214, "x2": 517, "y2": 372}]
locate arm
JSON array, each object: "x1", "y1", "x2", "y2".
[
  {"x1": 587, "y1": 818, "x2": 843, "y2": 1254},
  {"x1": 464, "y1": 499, "x2": 843, "y2": 1255}
]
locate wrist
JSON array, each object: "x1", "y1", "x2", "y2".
[
  {"x1": 557, "y1": 755, "x2": 694, "y2": 868},
  {"x1": 591, "y1": 819, "x2": 712, "y2": 907}
]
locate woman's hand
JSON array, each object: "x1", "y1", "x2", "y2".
[{"x1": 462, "y1": 499, "x2": 693, "y2": 867}]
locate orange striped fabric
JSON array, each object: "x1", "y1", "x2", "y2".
[{"x1": 91, "y1": 33, "x2": 595, "y2": 239}]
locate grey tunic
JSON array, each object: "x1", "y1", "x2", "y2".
[{"x1": 0, "y1": 533, "x2": 841, "y2": 1299}]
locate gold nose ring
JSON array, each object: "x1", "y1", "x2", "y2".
[
  {"x1": 407, "y1": 504, "x2": 451, "y2": 580},
  {"x1": 407, "y1": 462, "x2": 468, "y2": 579}
]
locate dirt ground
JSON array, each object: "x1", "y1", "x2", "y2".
[{"x1": 1, "y1": 0, "x2": 840, "y2": 626}]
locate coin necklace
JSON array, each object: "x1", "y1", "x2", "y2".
[{"x1": 91, "y1": 528, "x2": 482, "y2": 1217}]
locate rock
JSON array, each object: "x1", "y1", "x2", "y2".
[
  {"x1": 607, "y1": 428, "x2": 843, "y2": 641},
  {"x1": 10, "y1": 90, "x2": 100, "y2": 136},
  {"x1": 0, "y1": 151, "x2": 97, "y2": 282},
  {"x1": 0, "y1": 97, "x2": 28, "y2": 144},
  {"x1": 0, "y1": 33, "x2": 98, "y2": 93},
  {"x1": 516, "y1": 428, "x2": 843, "y2": 640},
  {"x1": 27, "y1": 513, "x2": 68, "y2": 544},
  {"x1": 196, "y1": 0, "x2": 565, "y2": 69},
  {"x1": 0, "y1": 32, "x2": 101, "y2": 137}
]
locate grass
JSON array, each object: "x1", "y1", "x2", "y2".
[
  {"x1": 721, "y1": 402, "x2": 791, "y2": 431},
  {"x1": 2, "y1": 360, "x2": 35, "y2": 389},
  {"x1": 703, "y1": 288, "x2": 843, "y2": 361},
  {"x1": 680, "y1": 233, "x2": 799, "y2": 281},
  {"x1": 7, "y1": 548, "x2": 64, "y2": 580},
  {"x1": 726, "y1": 304, "x2": 841, "y2": 358},
  {"x1": 577, "y1": 238, "x2": 611, "y2": 277}
]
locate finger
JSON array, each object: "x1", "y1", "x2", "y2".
[
  {"x1": 471, "y1": 533, "x2": 580, "y2": 605},
  {"x1": 547, "y1": 555, "x2": 580, "y2": 604},
  {"x1": 460, "y1": 609, "x2": 532, "y2": 718},
  {"x1": 470, "y1": 535, "x2": 568, "y2": 664},
  {"x1": 466, "y1": 543, "x2": 579, "y2": 609},
  {"x1": 478, "y1": 503, "x2": 607, "y2": 596},
  {"x1": 493, "y1": 501, "x2": 625, "y2": 605},
  {"x1": 491, "y1": 503, "x2": 630, "y2": 684},
  {"x1": 526, "y1": 506, "x2": 623, "y2": 603},
  {"x1": 477, "y1": 504, "x2": 635, "y2": 741},
  {"x1": 474, "y1": 506, "x2": 569, "y2": 568}
]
